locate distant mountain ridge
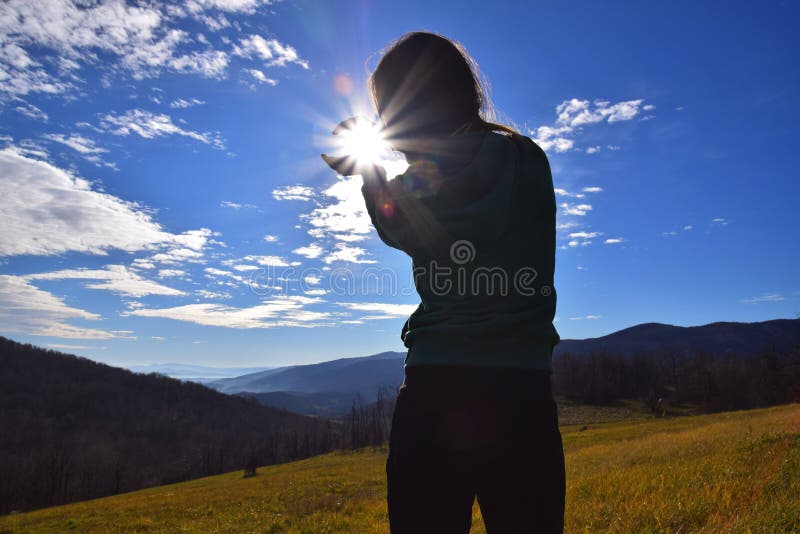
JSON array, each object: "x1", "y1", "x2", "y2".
[
  {"x1": 210, "y1": 318, "x2": 800, "y2": 417},
  {"x1": 128, "y1": 363, "x2": 278, "y2": 383},
  {"x1": 210, "y1": 351, "x2": 406, "y2": 401},
  {"x1": 553, "y1": 318, "x2": 800, "y2": 358}
]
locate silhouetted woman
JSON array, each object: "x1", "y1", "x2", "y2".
[{"x1": 322, "y1": 32, "x2": 564, "y2": 533}]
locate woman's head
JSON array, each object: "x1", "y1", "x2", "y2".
[{"x1": 368, "y1": 32, "x2": 513, "y2": 148}]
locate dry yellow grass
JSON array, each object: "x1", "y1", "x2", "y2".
[{"x1": 1, "y1": 404, "x2": 798, "y2": 533}]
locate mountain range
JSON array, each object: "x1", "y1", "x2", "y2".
[{"x1": 202, "y1": 318, "x2": 800, "y2": 417}]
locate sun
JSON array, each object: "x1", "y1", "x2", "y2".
[{"x1": 336, "y1": 119, "x2": 388, "y2": 165}]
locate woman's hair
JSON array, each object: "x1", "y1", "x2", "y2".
[{"x1": 368, "y1": 32, "x2": 516, "y2": 140}]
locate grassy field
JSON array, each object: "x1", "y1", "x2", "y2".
[{"x1": 2, "y1": 404, "x2": 798, "y2": 533}]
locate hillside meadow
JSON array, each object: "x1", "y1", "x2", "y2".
[{"x1": 1, "y1": 404, "x2": 798, "y2": 533}]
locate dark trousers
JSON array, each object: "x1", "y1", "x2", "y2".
[{"x1": 386, "y1": 365, "x2": 565, "y2": 533}]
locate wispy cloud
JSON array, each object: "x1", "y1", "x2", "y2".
[
  {"x1": 125, "y1": 295, "x2": 334, "y2": 329},
  {"x1": 25, "y1": 265, "x2": 185, "y2": 297},
  {"x1": 335, "y1": 302, "x2": 419, "y2": 320},
  {"x1": 220, "y1": 200, "x2": 257, "y2": 209},
  {"x1": 741, "y1": 293, "x2": 785, "y2": 304},
  {"x1": 98, "y1": 109, "x2": 225, "y2": 149},
  {"x1": 0, "y1": 275, "x2": 115, "y2": 339},
  {"x1": 44, "y1": 133, "x2": 107, "y2": 155},
  {"x1": 569, "y1": 314, "x2": 602, "y2": 320},
  {"x1": 169, "y1": 97, "x2": 205, "y2": 108},
  {"x1": 14, "y1": 102, "x2": 49, "y2": 121}
]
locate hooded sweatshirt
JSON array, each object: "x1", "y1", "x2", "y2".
[{"x1": 361, "y1": 129, "x2": 559, "y2": 371}]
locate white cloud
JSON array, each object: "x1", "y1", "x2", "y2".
[
  {"x1": 243, "y1": 255, "x2": 292, "y2": 267},
  {"x1": 149, "y1": 247, "x2": 205, "y2": 265},
  {"x1": 167, "y1": 50, "x2": 229, "y2": 78},
  {"x1": 567, "y1": 231, "x2": 602, "y2": 246},
  {"x1": 712, "y1": 217, "x2": 728, "y2": 226},
  {"x1": 231, "y1": 264, "x2": 259, "y2": 271},
  {"x1": 303, "y1": 176, "x2": 373, "y2": 242},
  {"x1": 220, "y1": 200, "x2": 257, "y2": 209},
  {"x1": 0, "y1": 274, "x2": 115, "y2": 339},
  {"x1": 43, "y1": 132, "x2": 117, "y2": 169},
  {"x1": 683, "y1": 225, "x2": 694, "y2": 231},
  {"x1": 531, "y1": 98, "x2": 649, "y2": 153},
  {"x1": 272, "y1": 185, "x2": 315, "y2": 201},
  {"x1": 604, "y1": 238, "x2": 625, "y2": 244},
  {"x1": 195, "y1": 13, "x2": 231, "y2": 32},
  {"x1": 582, "y1": 186, "x2": 603, "y2": 193},
  {"x1": 556, "y1": 98, "x2": 645, "y2": 127},
  {"x1": 530, "y1": 125, "x2": 573, "y2": 153},
  {"x1": 263, "y1": 234, "x2": 278, "y2": 243},
  {"x1": 335, "y1": 302, "x2": 419, "y2": 319},
  {"x1": 183, "y1": 0, "x2": 274, "y2": 15},
  {"x1": 132, "y1": 259, "x2": 156, "y2": 270},
  {"x1": 0, "y1": 0, "x2": 289, "y2": 98},
  {"x1": 196, "y1": 289, "x2": 232, "y2": 299},
  {"x1": 554, "y1": 188, "x2": 585, "y2": 198},
  {"x1": 323, "y1": 243, "x2": 376, "y2": 264},
  {"x1": 158, "y1": 269, "x2": 186, "y2": 278},
  {"x1": 560, "y1": 202, "x2": 592, "y2": 216},
  {"x1": 204, "y1": 267, "x2": 246, "y2": 284},
  {"x1": 170, "y1": 98, "x2": 205, "y2": 108},
  {"x1": 246, "y1": 68, "x2": 278, "y2": 86},
  {"x1": 741, "y1": 293, "x2": 784, "y2": 304},
  {"x1": 293, "y1": 243, "x2": 324, "y2": 259},
  {"x1": 44, "y1": 133, "x2": 107, "y2": 154},
  {"x1": 0, "y1": 148, "x2": 195, "y2": 257},
  {"x1": 304, "y1": 288, "x2": 327, "y2": 296},
  {"x1": 26, "y1": 265, "x2": 185, "y2": 297},
  {"x1": 125, "y1": 295, "x2": 333, "y2": 329},
  {"x1": 233, "y1": 34, "x2": 309, "y2": 69},
  {"x1": 14, "y1": 102, "x2": 48, "y2": 121},
  {"x1": 569, "y1": 314, "x2": 602, "y2": 321},
  {"x1": 99, "y1": 109, "x2": 225, "y2": 149}
]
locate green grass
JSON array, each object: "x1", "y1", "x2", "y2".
[{"x1": 2, "y1": 404, "x2": 798, "y2": 533}]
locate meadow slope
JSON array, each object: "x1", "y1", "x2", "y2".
[{"x1": 2, "y1": 404, "x2": 798, "y2": 533}]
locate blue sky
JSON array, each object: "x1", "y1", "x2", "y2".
[{"x1": 1, "y1": 0, "x2": 797, "y2": 368}]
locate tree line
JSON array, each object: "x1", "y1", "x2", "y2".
[{"x1": 551, "y1": 346, "x2": 800, "y2": 414}]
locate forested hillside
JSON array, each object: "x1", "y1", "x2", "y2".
[{"x1": 0, "y1": 337, "x2": 337, "y2": 513}]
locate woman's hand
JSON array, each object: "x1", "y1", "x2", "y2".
[{"x1": 320, "y1": 116, "x2": 387, "y2": 180}]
